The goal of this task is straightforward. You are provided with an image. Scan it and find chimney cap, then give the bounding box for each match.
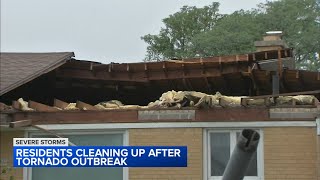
[266,31,283,35]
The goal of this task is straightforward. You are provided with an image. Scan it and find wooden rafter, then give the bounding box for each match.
[144,63,149,80]
[280,70,289,92]
[203,77,211,92]
[28,101,58,112]
[295,70,306,88]
[278,49,283,78]
[54,99,69,109]
[57,61,248,83]
[76,101,99,110]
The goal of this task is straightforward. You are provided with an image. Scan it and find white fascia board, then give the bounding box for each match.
[24,121,317,131]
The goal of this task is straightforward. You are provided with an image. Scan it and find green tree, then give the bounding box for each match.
[257,0,320,70]
[142,0,320,70]
[141,2,222,61]
[191,10,264,57]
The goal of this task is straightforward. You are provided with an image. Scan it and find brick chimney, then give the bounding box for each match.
[254,31,289,52]
[254,31,295,95]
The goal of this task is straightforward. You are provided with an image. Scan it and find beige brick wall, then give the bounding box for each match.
[0,130,24,180]
[317,136,320,180]
[264,127,318,180]
[1,127,318,180]
[129,128,202,180]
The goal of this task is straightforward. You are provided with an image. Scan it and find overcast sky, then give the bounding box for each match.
[1,0,266,63]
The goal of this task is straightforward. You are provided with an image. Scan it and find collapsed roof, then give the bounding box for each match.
[1,90,319,126]
[0,48,319,106]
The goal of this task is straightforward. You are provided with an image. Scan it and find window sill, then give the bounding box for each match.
[209,176,261,180]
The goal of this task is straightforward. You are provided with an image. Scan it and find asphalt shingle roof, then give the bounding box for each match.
[0,52,74,95]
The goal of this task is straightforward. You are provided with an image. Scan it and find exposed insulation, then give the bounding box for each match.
[17,98,34,111]
[1,92,317,112]
[294,95,316,105]
[64,103,78,110]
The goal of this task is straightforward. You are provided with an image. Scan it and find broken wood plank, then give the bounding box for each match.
[0,102,11,111]
[54,99,69,109]
[12,101,20,110]
[76,101,99,110]
[9,119,76,146]
[9,119,32,128]
[241,98,248,107]
[29,101,59,112]
[241,98,271,107]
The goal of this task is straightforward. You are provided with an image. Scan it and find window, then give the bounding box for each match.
[26,131,128,180]
[205,130,263,180]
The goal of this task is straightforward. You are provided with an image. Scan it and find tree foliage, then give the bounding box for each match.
[141,2,222,61]
[257,0,320,70]
[192,10,264,57]
[142,0,320,70]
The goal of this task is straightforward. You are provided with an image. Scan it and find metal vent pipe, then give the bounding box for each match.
[222,129,260,180]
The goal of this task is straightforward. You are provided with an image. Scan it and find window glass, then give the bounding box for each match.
[236,132,258,176]
[31,133,123,180]
[210,132,230,176]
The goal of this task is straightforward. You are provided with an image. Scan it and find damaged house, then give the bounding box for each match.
[1,32,320,180]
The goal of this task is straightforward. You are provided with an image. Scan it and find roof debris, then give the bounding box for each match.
[0,91,317,112]
[17,98,34,111]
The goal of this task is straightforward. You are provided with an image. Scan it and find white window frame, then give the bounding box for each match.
[203,129,264,180]
[23,129,129,180]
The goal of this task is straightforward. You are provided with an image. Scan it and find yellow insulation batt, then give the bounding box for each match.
[8,92,318,111]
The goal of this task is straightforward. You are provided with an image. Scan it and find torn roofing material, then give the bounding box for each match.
[1,91,318,113]
[0,52,74,95]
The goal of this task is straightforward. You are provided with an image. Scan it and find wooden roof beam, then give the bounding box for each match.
[127,64,132,79]
[28,101,59,112]
[280,69,289,92]
[278,49,283,78]
[76,101,99,110]
[56,64,246,82]
[248,68,260,95]
[295,70,306,91]
[12,101,20,110]
[203,77,211,92]
[200,61,206,75]
[144,63,149,80]
[162,62,168,78]
[54,99,69,109]
[163,62,177,89]
[200,61,212,92]
[220,75,232,94]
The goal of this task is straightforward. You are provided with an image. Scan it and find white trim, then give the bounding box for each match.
[316,117,320,135]
[123,130,129,180]
[23,121,316,131]
[23,131,29,180]
[24,130,129,180]
[258,130,265,180]
[204,129,264,180]
[203,129,208,180]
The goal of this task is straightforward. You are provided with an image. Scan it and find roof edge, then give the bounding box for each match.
[0,52,74,96]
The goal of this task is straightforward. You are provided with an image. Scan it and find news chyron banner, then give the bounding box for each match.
[13,138,187,167]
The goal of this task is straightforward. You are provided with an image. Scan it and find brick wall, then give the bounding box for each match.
[0,130,24,180]
[1,127,318,180]
[317,136,320,180]
[264,127,318,180]
[129,128,202,180]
